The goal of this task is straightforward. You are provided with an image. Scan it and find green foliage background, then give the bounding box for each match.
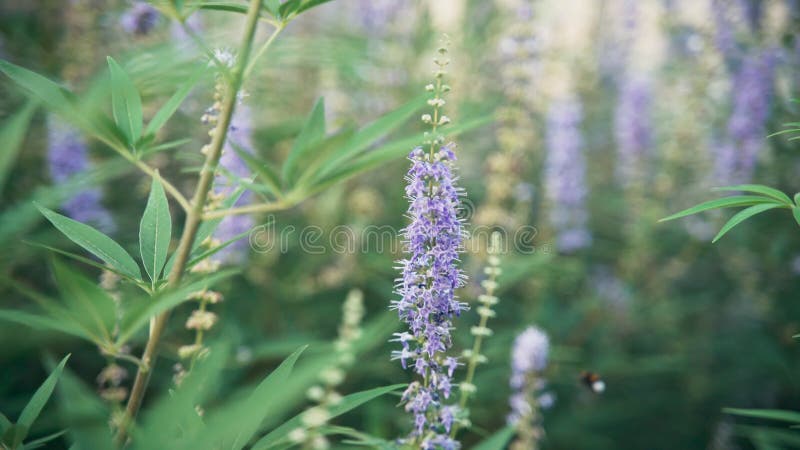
[1,1,800,449]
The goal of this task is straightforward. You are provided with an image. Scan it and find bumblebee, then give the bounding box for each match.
[580,371,605,394]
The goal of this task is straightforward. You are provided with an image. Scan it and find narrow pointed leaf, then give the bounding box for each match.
[472,426,516,450]
[0,61,80,124]
[144,68,204,136]
[24,242,140,284]
[0,412,9,432]
[37,206,142,279]
[17,355,70,433]
[659,196,776,222]
[0,100,37,194]
[253,384,404,450]
[116,270,235,344]
[296,0,334,14]
[0,310,92,340]
[307,115,491,195]
[282,98,325,185]
[713,184,792,205]
[314,93,426,180]
[21,429,67,449]
[180,346,308,450]
[130,344,230,450]
[51,365,113,450]
[724,408,800,424]
[51,259,117,343]
[107,57,143,146]
[139,177,172,282]
[712,203,781,243]
[294,128,357,189]
[231,142,283,197]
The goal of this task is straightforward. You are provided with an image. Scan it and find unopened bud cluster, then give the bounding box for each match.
[290,289,365,449]
[459,232,503,405]
[97,363,128,403]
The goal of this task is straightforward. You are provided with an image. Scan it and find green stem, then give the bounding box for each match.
[114,0,265,445]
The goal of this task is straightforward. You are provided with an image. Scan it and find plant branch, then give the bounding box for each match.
[131,158,191,213]
[114,0,264,445]
[202,198,291,220]
[244,23,285,79]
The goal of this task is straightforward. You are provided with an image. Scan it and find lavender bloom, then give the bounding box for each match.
[712,0,742,61]
[46,115,115,233]
[392,144,466,450]
[211,105,255,264]
[121,2,159,36]
[714,50,776,184]
[507,326,550,426]
[354,0,405,35]
[614,75,653,187]
[543,97,591,253]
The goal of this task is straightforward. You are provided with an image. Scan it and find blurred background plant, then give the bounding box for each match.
[0,0,799,449]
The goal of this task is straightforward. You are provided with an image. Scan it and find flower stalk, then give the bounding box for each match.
[115,0,266,444]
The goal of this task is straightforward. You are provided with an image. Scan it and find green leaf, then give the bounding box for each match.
[116,270,235,344]
[713,184,793,205]
[21,429,67,449]
[313,93,426,181]
[0,159,128,247]
[0,61,80,125]
[51,259,117,343]
[0,101,37,194]
[793,207,800,228]
[306,115,491,195]
[252,384,404,450]
[16,355,70,435]
[278,0,301,18]
[0,412,10,435]
[183,229,253,269]
[180,346,308,450]
[472,426,516,450]
[107,57,143,147]
[724,408,800,424]
[263,0,281,16]
[24,242,141,285]
[282,98,325,186]
[294,128,357,190]
[712,203,782,243]
[296,0,334,14]
[659,196,777,222]
[51,364,113,450]
[139,177,172,283]
[140,138,193,156]
[131,344,230,450]
[0,309,92,341]
[185,1,249,14]
[144,68,203,136]
[231,142,283,198]
[37,206,141,279]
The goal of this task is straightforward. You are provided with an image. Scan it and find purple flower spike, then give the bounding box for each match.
[121,2,160,36]
[714,49,776,185]
[46,115,115,233]
[392,142,467,449]
[543,96,591,253]
[614,75,653,187]
[507,326,551,448]
[212,105,255,264]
